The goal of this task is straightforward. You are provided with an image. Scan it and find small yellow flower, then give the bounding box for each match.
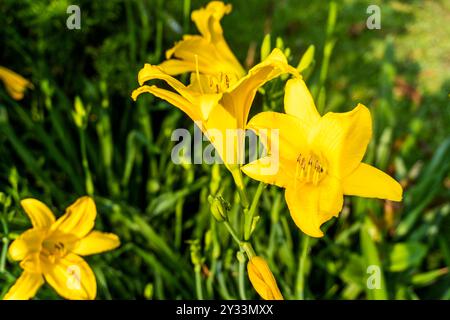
[4,196,120,300]
[0,66,33,100]
[242,78,403,237]
[247,256,283,300]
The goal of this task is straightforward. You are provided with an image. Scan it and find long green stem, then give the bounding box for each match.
[194,265,203,300]
[238,250,247,300]
[79,129,94,196]
[296,235,311,299]
[0,216,9,273]
[244,182,266,240]
[223,220,241,245]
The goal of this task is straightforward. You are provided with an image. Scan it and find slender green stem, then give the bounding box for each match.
[195,265,204,300]
[244,182,266,240]
[79,129,94,196]
[0,216,9,273]
[296,235,311,299]
[223,220,241,245]
[238,250,247,300]
[230,168,249,209]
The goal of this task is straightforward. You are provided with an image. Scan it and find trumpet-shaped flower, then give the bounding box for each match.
[242,78,403,237]
[247,256,283,300]
[4,196,120,300]
[157,1,245,78]
[0,66,33,100]
[132,48,298,175]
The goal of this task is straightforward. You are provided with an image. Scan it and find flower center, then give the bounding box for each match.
[42,239,68,258]
[295,152,326,186]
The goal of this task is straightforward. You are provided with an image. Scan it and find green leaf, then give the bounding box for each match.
[388,242,427,272]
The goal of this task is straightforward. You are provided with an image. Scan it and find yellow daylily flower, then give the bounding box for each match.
[132,48,298,176]
[0,66,33,100]
[158,1,245,78]
[247,256,283,300]
[3,196,120,300]
[242,78,403,237]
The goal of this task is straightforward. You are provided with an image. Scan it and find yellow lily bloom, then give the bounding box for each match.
[247,256,283,300]
[0,66,33,100]
[242,78,403,237]
[4,196,120,300]
[158,1,245,78]
[132,48,298,175]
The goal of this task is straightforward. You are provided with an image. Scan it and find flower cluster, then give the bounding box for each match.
[132,1,402,300]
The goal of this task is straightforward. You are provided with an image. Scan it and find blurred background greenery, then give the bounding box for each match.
[0,0,449,299]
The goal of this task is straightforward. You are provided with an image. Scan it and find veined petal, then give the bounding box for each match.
[20,198,56,228]
[162,1,244,77]
[318,176,344,222]
[202,99,238,165]
[163,36,244,77]
[136,64,196,100]
[343,163,403,201]
[72,231,120,256]
[3,271,44,300]
[158,58,197,76]
[311,104,372,178]
[242,156,294,188]
[132,85,203,122]
[228,49,300,129]
[191,1,231,42]
[285,181,340,238]
[284,78,320,127]
[51,196,96,238]
[133,64,223,121]
[247,111,308,162]
[8,228,46,261]
[42,253,96,300]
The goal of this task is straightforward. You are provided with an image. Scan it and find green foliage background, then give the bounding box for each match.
[0,0,449,299]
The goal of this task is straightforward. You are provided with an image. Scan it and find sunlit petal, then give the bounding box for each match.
[20,198,55,228]
[343,163,403,201]
[3,271,44,300]
[51,196,96,238]
[73,231,120,256]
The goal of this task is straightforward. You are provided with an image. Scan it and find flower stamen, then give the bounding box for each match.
[295,153,326,186]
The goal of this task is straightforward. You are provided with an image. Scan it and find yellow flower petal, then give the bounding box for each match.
[3,271,44,300]
[247,111,307,161]
[162,1,244,77]
[51,196,96,238]
[284,78,320,128]
[191,1,231,42]
[132,84,202,122]
[132,64,222,121]
[242,156,294,188]
[162,36,243,77]
[343,163,403,201]
[73,231,120,256]
[229,49,299,129]
[20,198,56,228]
[42,253,97,300]
[0,66,33,100]
[19,252,41,273]
[311,103,372,178]
[285,180,341,238]
[8,228,46,261]
[247,256,283,300]
[318,176,344,221]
